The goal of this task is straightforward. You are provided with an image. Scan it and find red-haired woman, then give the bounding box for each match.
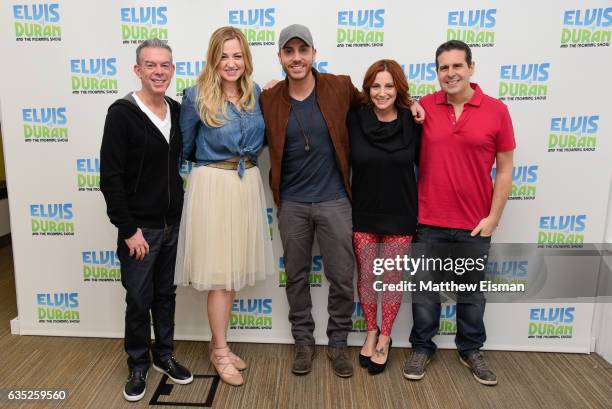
[348,59,421,374]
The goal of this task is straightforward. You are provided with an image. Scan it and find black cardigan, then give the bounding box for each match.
[100,94,184,239]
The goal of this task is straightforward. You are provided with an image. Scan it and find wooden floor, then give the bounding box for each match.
[0,245,610,409]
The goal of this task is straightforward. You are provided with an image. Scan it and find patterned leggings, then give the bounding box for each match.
[353,232,413,336]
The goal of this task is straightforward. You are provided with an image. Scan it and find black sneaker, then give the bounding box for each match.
[153,357,193,384]
[459,351,498,386]
[123,368,147,402]
[403,351,431,380]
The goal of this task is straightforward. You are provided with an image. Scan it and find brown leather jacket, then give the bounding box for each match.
[260,69,360,206]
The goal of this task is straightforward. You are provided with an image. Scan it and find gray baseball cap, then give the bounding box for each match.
[278,24,314,51]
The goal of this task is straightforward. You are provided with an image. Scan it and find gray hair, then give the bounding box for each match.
[136,39,172,64]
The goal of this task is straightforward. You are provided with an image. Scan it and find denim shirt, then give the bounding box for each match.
[180,83,265,177]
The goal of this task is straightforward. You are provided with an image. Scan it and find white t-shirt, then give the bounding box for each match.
[132,92,171,143]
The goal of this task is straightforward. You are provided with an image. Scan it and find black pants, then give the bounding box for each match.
[278,198,355,347]
[118,223,179,370]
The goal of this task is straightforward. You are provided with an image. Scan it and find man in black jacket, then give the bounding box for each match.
[100,39,192,402]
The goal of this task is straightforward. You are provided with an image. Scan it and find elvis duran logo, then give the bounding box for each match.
[402,63,436,99]
[30,203,74,236]
[486,259,528,288]
[37,292,79,323]
[447,9,496,47]
[278,256,322,288]
[83,250,120,282]
[267,208,273,240]
[76,158,99,191]
[13,3,61,42]
[528,306,574,338]
[492,165,538,200]
[560,8,611,48]
[438,304,456,335]
[538,215,586,247]
[179,160,193,189]
[175,60,206,96]
[230,298,272,329]
[352,302,366,332]
[228,8,275,46]
[120,6,168,44]
[548,115,599,152]
[498,63,550,101]
[70,58,118,94]
[336,9,385,48]
[22,107,67,142]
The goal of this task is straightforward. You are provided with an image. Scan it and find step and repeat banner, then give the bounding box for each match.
[0,0,610,353]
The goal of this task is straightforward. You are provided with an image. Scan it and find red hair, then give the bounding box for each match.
[360,59,412,108]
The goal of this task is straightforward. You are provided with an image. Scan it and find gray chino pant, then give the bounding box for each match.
[278,197,355,347]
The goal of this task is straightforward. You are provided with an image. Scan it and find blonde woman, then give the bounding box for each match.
[175,26,274,386]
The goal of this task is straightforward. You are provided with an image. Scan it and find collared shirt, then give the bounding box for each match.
[180,84,265,177]
[418,83,516,230]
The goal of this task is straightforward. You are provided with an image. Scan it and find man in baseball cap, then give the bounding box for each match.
[260,23,424,378]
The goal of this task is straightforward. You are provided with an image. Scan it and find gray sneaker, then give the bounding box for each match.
[292,345,315,375]
[403,351,431,380]
[326,346,353,378]
[459,352,498,386]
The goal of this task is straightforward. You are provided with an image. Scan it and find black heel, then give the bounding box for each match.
[368,338,392,375]
[359,327,380,368]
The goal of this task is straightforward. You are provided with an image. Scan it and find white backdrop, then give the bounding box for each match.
[1,0,611,353]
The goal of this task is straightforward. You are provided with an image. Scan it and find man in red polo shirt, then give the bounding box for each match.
[403,40,515,386]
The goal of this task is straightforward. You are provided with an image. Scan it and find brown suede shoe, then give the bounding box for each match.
[292,345,315,375]
[326,346,353,378]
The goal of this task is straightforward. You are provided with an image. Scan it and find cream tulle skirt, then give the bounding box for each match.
[174,165,275,291]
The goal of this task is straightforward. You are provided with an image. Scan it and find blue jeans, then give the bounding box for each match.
[409,224,491,356]
[118,223,179,370]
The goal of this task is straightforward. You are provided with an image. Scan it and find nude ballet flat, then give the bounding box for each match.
[210,346,244,386]
[210,339,248,371]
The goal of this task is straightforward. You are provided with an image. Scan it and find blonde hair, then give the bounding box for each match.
[196,26,255,127]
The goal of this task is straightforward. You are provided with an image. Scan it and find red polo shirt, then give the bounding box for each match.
[418,83,515,230]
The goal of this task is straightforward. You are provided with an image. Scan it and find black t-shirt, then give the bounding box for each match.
[280,90,346,202]
[348,106,421,235]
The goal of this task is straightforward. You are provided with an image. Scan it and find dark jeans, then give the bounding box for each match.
[118,223,179,370]
[409,224,491,356]
[278,198,355,347]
